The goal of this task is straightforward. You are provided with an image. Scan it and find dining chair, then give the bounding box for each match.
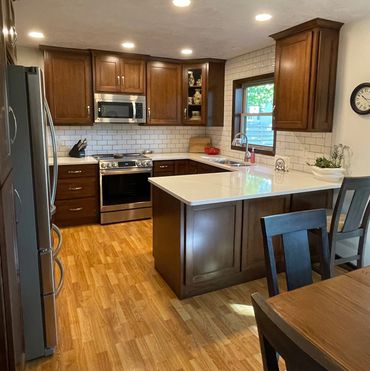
[328,176,370,272]
[261,209,331,297]
[251,292,343,371]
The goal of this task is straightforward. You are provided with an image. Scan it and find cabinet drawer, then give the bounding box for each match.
[54,197,98,225]
[56,177,97,200]
[153,161,175,176]
[58,164,97,179]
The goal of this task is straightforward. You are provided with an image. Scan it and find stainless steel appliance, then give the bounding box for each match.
[7,66,63,360]
[94,94,146,124]
[94,153,152,224]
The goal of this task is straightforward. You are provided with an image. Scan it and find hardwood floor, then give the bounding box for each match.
[26,220,278,370]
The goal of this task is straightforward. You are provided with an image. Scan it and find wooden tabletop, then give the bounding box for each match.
[267,266,370,370]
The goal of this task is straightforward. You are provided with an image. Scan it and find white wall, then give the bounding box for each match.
[331,16,370,264]
[333,16,370,176]
[206,46,333,172]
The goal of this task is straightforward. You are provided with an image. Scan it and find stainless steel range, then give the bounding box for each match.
[93,153,153,224]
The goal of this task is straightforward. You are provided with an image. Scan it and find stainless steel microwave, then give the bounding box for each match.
[94,94,146,124]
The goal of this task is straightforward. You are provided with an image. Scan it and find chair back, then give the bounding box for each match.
[251,292,343,371]
[331,176,370,235]
[261,209,330,297]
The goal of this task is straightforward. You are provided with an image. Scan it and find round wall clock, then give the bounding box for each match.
[350,83,370,115]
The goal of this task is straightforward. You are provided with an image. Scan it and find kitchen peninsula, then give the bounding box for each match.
[149,164,341,298]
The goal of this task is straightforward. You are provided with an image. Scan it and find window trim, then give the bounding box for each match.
[231,73,276,156]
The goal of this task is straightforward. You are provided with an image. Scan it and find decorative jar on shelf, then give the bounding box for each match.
[188,71,195,87]
[193,89,202,104]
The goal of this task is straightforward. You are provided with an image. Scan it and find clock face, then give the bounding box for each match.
[350,83,370,115]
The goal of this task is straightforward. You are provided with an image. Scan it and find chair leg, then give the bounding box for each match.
[329,238,336,276]
[259,334,279,371]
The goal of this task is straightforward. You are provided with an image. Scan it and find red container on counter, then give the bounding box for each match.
[204,147,220,155]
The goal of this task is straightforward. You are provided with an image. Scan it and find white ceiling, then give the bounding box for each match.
[14,0,370,59]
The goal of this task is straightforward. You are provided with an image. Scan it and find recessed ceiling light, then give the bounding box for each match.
[181,48,193,56]
[172,0,191,7]
[28,31,45,39]
[122,41,135,49]
[255,13,272,22]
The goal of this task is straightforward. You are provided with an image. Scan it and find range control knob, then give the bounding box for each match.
[112,162,118,168]
[100,162,106,169]
[136,160,143,167]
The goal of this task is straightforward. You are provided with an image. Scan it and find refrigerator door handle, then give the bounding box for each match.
[14,188,22,224]
[44,99,58,205]
[51,224,62,258]
[8,105,18,144]
[54,257,64,297]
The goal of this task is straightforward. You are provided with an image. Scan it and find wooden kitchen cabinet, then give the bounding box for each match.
[182,62,225,127]
[152,159,229,177]
[43,47,93,125]
[93,52,145,94]
[185,201,242,290]
[147,61,182,125]
[53,164,99,226]
[271,18,343,132]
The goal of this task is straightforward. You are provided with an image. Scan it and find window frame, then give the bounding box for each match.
[231,73,276,156]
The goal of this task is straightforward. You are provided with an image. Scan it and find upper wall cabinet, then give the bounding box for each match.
[44,48,93,125]
[182,62,225,127]
[93,53,145,94]
[146,61,182,125]
[271,18,343,132]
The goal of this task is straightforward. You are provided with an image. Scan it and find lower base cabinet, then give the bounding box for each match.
[152,186,333,299]
[53,164,99,227]
[152,159,228,177]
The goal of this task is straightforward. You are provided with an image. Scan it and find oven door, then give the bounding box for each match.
[100,168,152,212]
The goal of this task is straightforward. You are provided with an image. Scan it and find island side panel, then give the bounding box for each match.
[183,201,243,297]
[152,186,185,298]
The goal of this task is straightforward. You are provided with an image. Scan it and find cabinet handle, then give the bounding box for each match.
[68,207,83,212]
[68,186,83,191]
[184,108,187,119]
[87,105,91,115]
[121,75,125,86]
[8,106,18,144]
[117,75,120,84]
[159,165,168,169]
[67,170,82,174]
[147,107,151,120]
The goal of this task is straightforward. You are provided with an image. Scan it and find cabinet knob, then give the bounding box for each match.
[121,75,125,86]
[117,75,121,84]
[87,105,91,115]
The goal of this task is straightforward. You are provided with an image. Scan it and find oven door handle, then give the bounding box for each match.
[132,101,136,120]
[100,168,152,176]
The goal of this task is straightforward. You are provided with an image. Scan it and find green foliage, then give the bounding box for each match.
[308,144,350,168]
[246,84,274,111]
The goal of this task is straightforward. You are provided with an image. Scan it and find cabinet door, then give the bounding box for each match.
[242,196,290,280]
[44,49,93,125]
[147,61,181,125]
[0,5,11,186]
[174,160,189,175]
[182,64,207,125]
[121,59,145,94]
[94,54,121,93]
[185,202,242,287]
[0,173,25,370]
[274,31,313,131]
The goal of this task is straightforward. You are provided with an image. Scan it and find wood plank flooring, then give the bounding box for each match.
[26,220,278,370]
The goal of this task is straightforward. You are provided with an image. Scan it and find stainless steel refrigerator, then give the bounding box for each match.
[7,65,64,360]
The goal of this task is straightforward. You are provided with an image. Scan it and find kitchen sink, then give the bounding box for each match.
[207,158,250,167]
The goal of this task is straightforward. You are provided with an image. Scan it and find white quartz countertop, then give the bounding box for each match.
[148,154,341,206]
[48,156,98,166]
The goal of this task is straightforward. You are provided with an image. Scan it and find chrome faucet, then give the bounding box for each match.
[232,132,251,162]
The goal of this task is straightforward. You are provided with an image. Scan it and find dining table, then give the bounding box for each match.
[267,266,370,370]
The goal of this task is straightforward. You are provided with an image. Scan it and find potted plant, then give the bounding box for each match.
[308,144,349,182]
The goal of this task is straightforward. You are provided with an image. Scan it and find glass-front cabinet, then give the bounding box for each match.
[182,64,207,125]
